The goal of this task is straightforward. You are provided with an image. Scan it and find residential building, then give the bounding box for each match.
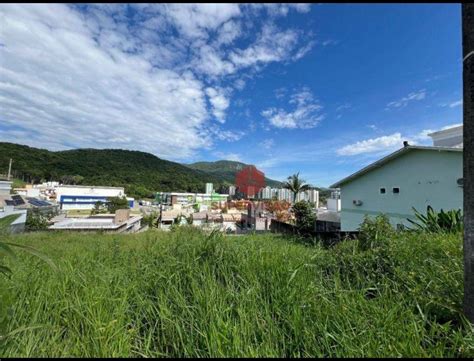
[326,190,341,212]
[330,145,463,231]
[205,183,213,194]
[258,186,272,200]
[156,192,228,207]
[55,185,134,210]
[428,125,463,148]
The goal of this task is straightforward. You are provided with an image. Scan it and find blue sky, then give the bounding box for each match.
[0,4,462,187]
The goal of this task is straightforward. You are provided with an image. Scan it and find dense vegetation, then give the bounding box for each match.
[0,227,472,357]
[0,142,224,198]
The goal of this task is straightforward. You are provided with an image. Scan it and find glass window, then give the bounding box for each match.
[393,187,400,194]
[380,188,386,194]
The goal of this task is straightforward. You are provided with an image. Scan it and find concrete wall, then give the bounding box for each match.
[340,149,463,231]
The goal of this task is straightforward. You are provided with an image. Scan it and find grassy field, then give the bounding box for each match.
[0,227,473,357]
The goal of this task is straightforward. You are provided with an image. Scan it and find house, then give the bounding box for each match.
[330,144,463,231]
[55,185,134,210]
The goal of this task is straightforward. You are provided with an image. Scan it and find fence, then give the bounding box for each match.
[270,219,359,245]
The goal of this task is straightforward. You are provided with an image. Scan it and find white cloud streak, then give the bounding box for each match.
[261,88,324,129]
[337,133,404,156]
[386,89,426,109]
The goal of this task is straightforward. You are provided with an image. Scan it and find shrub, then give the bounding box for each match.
[357,214,394,251]
[25,209,54,232]
[407,206,463,233]
[292,201,316,236]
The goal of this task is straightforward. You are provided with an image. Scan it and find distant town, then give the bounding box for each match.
[0,124,463,238]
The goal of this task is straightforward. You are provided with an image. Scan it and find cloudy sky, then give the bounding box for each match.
[0,4,462,187]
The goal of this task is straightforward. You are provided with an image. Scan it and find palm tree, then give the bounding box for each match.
[283,172,311,203]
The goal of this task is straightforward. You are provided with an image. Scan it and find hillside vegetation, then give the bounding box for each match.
[0,143,222,198]
[187,160,283,188]
[0,228,472,357]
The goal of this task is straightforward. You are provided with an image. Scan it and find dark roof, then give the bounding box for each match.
[330,145,462,188]
[27,198,52,207]
[10,195,25,206]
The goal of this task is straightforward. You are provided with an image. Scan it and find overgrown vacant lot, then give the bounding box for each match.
[0,227,473,357]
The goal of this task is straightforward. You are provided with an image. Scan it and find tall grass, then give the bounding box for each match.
[0,227,472,357]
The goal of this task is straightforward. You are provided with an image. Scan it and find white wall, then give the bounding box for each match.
[327,198,341,212]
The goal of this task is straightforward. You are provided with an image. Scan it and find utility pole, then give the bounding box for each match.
[7,158,12,180]
[463,3,474,323]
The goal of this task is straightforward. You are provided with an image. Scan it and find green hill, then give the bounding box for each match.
[0,142,223,198]
[186,160,283,187]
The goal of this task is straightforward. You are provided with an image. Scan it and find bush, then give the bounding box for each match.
[25,209,54,232]
[106,196,130,213]
[407,206,463,233]
[357,214,395,251]
[292,201,316,236]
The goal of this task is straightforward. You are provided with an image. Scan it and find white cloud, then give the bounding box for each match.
[336,122,464,157]
[262,88,324,129]
[449,99,463,108]
[262,138,275,149]
[0,4,208,160]
[0,4,316,160]
[321,39,339,46]
[386,89,426,109]
[206,125,244,142]
[229,24,303,68]
[234,79,246,90]
[206,87,230,123]
[162,4,241,39]
[337,133,404,156]
[213,151,242,162]
[215,20,242,45]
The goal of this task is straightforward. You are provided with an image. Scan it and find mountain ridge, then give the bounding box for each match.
[0,142,283,198]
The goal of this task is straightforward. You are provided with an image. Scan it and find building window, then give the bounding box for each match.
[380,188,386,194]
[393,187,400,194]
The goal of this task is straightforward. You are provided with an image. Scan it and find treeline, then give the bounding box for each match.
[0,142,222,199]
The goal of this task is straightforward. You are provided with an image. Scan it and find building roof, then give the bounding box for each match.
[330,145,462,188]
[316,210,340,223]
[49,215,142,230]
[222,213,242,222]
[57,185,125,190]
[427,124,463,137]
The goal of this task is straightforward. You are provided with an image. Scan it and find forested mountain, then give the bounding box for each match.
[186,160,283,187]
[0,142,222,198]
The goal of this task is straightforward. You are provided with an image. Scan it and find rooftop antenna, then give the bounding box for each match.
[7,158,12,181]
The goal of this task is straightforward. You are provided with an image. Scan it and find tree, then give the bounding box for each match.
[292,201,316,236]
[91,201,107,215]
[71,175,84,185]
[283,172,311,203]
[265,200,290,222]
[463,3,474,323]
[106,196,130,213]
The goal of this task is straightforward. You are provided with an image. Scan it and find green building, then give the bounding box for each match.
[330,145,463,231]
